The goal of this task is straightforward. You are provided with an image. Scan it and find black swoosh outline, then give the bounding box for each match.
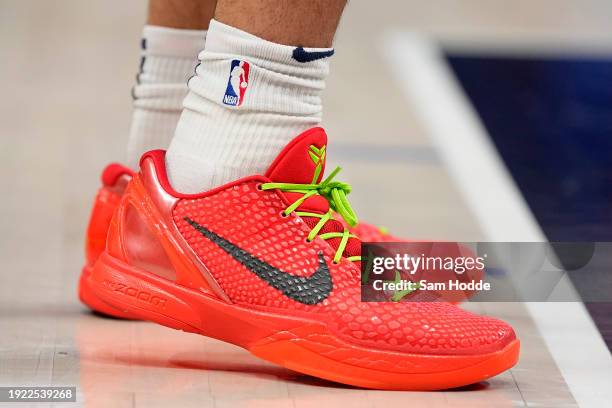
[292,47,335,63]
[184,217,332,305]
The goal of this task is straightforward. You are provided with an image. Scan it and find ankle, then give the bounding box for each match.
[166,20,334,193]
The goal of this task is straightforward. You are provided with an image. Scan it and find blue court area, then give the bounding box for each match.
[447,53,612,350]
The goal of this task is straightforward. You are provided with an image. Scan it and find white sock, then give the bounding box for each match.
[166,19,333,193]
[126,25,206,169]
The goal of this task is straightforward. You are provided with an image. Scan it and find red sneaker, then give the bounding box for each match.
[79,163,135,319]
[84,128,519,389]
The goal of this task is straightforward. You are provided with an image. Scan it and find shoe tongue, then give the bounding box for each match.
[265,127,330,219]
[265,127,361,263]
[265,127,327,184]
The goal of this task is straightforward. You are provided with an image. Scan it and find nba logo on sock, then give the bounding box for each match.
[223,59,250,107]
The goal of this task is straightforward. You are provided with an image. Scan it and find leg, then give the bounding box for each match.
[149,0,216,30]
[166,0,347,192]
[126,0,216,169]
[215,0,346,47]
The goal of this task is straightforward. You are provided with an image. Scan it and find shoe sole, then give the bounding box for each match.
[79,265,136,320]
[88,251,520,390]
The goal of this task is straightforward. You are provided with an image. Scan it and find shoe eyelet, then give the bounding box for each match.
[332,260,340,265]
[256,183,263,191]
[305,238,313,243]
[280,211,289,218]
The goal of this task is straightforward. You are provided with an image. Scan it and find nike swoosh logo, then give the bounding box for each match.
[184,217,332,305]
[292,47,335,63]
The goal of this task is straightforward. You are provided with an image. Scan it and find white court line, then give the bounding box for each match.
[382,31,612,408]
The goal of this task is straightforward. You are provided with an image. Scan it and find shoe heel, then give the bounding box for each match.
[89,251,203,334]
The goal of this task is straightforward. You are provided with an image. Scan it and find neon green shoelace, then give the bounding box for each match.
[261,167,361,264]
